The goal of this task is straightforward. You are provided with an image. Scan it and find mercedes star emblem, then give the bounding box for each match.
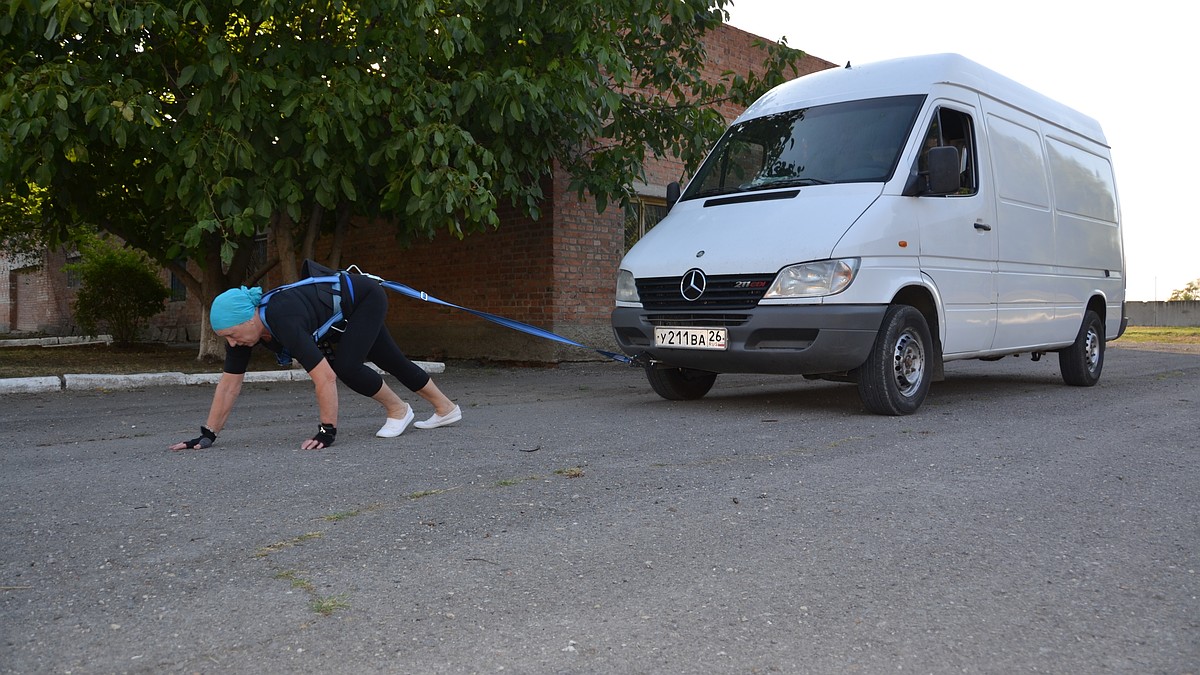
[680,268,707,302]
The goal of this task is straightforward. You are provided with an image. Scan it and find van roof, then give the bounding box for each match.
[737,53,1107,145]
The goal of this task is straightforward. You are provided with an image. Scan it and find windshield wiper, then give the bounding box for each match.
[683,186,747,200]
[757,177,831,188]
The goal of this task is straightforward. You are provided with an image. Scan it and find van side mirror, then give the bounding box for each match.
[666,181,681,212]
[922,146,960,195]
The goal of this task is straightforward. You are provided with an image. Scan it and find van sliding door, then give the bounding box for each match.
[984,105,1061,348]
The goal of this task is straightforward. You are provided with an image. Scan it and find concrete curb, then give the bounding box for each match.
[0,361,445,394]
[0,335,113,348]
[0,376,64,393]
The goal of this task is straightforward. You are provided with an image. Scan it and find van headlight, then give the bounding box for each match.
[616,269,640,303]
[764,259,860,298]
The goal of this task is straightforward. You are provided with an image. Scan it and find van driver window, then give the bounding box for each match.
[921,107,978,195]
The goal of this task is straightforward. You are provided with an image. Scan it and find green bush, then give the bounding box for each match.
[68,236,169,345]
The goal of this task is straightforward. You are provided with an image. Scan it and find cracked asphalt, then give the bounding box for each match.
[2,346,1198,674]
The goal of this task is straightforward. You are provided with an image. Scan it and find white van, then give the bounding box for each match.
[611,54,1126,415]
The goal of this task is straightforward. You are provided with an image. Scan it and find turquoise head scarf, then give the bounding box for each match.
[210,286,264,331]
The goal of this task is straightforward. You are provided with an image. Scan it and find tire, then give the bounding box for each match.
[1059,310,1104,386]
[644,365,717,400]
[857,305,933,415]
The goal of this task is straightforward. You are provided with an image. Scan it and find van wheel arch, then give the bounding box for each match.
[891,287,944,382]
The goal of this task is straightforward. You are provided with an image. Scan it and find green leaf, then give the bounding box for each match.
[179,65,196,87]
[107,5,122,34]
[220,240,235,266]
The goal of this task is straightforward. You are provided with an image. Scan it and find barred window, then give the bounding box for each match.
[624,197,668,250]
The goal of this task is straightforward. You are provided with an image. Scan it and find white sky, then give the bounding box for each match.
[726,0,1197,301]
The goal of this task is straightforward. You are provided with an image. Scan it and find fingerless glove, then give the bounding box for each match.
[182,425,217,449]
[312,423,336,448]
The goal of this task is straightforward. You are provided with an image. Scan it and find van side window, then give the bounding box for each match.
[920,107,977,195]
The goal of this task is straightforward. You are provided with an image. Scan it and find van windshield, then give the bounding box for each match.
[682,94,926,200]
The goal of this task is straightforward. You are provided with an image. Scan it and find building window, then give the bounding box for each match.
[249,232,269,273]
[625,197,668,250]
[169,273,187,302]
[168,258,188,302]
[65,253,81,289]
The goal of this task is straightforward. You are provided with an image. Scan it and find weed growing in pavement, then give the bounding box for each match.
[310,595,351,616]
[406,486,461,500]
[254,531,323,558]
[273,570,315,593]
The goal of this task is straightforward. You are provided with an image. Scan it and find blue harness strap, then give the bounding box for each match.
[257,273,349,343]
[377,279,633,364]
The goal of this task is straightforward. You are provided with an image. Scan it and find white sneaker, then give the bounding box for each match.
[414,404,462,430]
[376,407,415,438]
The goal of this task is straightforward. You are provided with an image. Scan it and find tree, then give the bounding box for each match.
[1,0,805,358]
[0,183,48,260]
[1169,279,1200,301]
[67,234,170,345]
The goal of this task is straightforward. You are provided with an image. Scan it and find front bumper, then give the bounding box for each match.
[611,304,887,375]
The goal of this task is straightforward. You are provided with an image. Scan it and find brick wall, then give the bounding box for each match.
[1,248,78,335]
[323,179,564,361]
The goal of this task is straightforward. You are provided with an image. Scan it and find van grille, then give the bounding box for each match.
[644,314,751,327]
[636,274,775,310]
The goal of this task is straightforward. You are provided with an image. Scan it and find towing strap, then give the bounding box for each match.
[377,279,633,364]
[267,262,633,365]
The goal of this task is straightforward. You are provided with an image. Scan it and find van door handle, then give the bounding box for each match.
[974,222,992,231]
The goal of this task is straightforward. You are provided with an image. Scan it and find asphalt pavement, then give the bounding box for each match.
[2,345,1198,674]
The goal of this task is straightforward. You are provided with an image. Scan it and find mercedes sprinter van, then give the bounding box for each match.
[612,54,1126,414]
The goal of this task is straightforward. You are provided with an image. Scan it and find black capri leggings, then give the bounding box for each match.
[331,275,430,397]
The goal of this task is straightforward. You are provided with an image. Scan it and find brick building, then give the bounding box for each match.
[1,248,78,335]
[2,25,834,359]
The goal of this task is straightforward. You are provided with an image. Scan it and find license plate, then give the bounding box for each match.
[654,326,728,350]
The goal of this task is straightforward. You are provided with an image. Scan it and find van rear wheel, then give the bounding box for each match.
[857,305,933,415]
[1059,310,1104,386]
[645,365,717,400]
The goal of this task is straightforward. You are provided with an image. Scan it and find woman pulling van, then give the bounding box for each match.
[611,54,1126,415]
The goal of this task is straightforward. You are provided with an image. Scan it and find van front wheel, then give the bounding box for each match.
[1059,310,1104,386]
[857,305,933,415]
[645,365,717,400]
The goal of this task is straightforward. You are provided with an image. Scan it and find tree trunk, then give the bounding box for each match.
[275,211,299,283]
[197,310,223,363]
[196,239,229,362]
[301,205,324,262]
[329,203,351,269]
